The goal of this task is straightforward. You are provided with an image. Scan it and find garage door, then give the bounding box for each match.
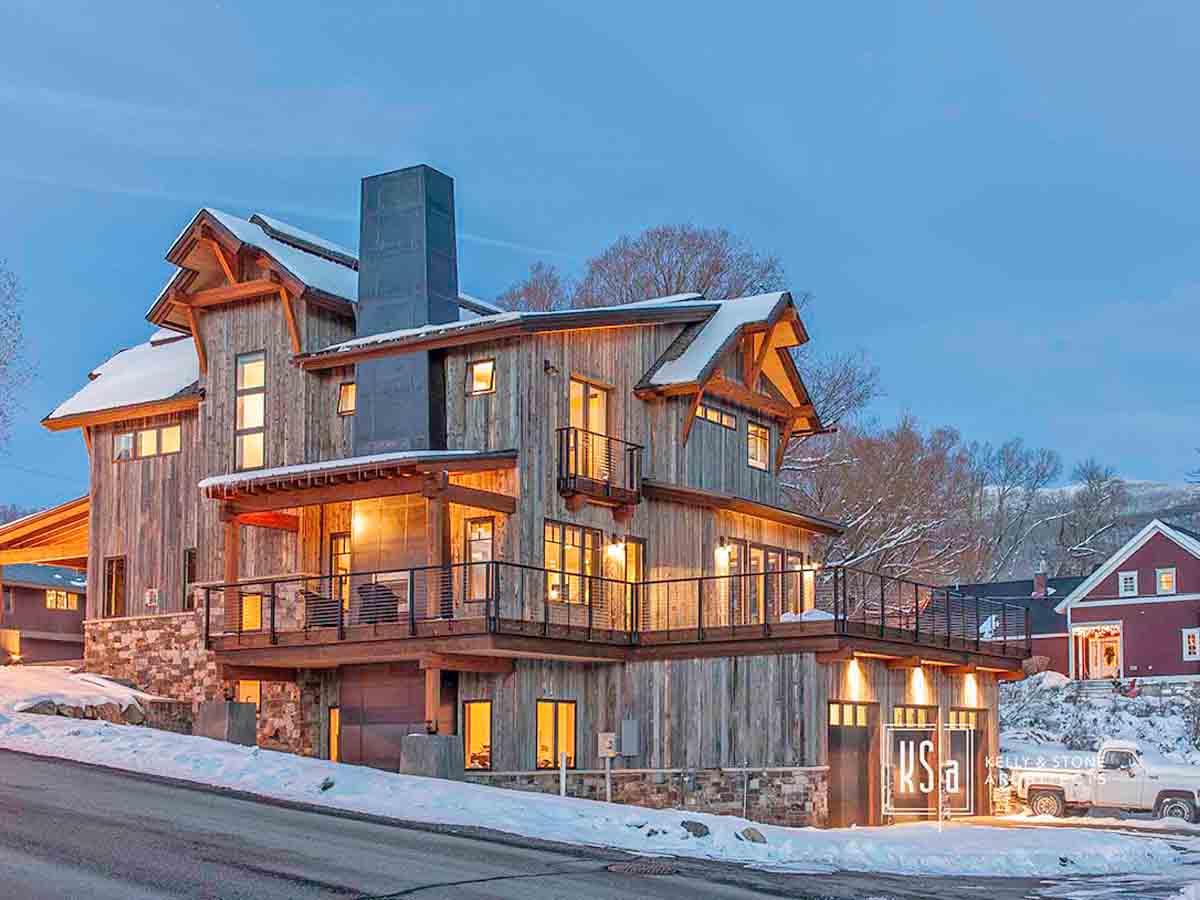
[339,662,425,770]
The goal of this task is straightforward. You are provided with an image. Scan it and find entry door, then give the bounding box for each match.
[569,378,609,480]
[338,662,425,770]
[828,701,879,827]
[1088,635,1121,679]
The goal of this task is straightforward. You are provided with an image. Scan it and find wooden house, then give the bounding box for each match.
[39,165,1029,826]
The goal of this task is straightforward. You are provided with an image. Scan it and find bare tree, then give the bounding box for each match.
[494,261,569,312]
[571,224,786,307]
[788,417,978,581]
[0,261,28,450]
[1044,459,1129,575]
[960,439,1064,582]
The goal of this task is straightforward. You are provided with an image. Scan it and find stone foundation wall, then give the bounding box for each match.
[468,766,828,827]
[84,611,310,754]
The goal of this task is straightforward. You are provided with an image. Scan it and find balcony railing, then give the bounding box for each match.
[556,427,643,507]
[203,563,1030,658]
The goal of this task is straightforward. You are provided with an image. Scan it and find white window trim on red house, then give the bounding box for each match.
[1184,628,1200,662]
[1118,570,1137,597]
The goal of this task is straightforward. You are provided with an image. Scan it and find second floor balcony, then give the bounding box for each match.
[202,562,1031,666]
[556,427,643,515]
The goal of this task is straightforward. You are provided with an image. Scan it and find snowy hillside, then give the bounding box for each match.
[1001,672,1200,766]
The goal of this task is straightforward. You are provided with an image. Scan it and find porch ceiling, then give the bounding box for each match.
[0,495,89,569]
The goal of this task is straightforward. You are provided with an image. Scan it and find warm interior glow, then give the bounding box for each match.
[910,666,930,705]
[606,540,625,561]
[964,672,978,708]
[846,659,865,701]
[715,541,731,568]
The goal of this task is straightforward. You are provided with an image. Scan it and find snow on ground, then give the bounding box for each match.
[1001,671,1200,768]
[0,666,159,716]
[0,684,1195,878]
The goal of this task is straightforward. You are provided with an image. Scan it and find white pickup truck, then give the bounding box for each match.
[1010,740,1200,823]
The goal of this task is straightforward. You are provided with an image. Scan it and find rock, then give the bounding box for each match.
[739,827,766,844]
[681,820,710,838]
[319,777,335,792]
[122,704,145,725]
[93,703,125,723]
[20,700,58,716]
[646,828,663,838]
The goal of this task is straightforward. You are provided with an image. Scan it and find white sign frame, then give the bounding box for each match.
[882,723,974,817]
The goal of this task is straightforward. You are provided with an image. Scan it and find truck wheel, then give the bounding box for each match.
[1029,790,1066,817]
[1158,798,1198,823]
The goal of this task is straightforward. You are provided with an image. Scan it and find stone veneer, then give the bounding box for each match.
[468,767,829,827]
[84,610,310,753]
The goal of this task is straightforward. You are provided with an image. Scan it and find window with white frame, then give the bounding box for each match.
[1118,570,1138,597]
[1156,567,1177,595]
[1184,628,1200,662]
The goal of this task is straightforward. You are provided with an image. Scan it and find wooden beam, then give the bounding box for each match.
[236,511,300,532]
[223,475,426,515]
[746,318,781,392]
[203,237,238,285]
[680,382,707,448]
[223,518,240,608]
[775,414,799,474]
[706,372,816,422]
[640,479,845,536]
[947,664,977,675]
[219,665,297,683]
[43,396,201,432]
[177,279,278,309]
[815,646,855,665]
[82,426,93,458]
[0,542,89,565]
[886,655,922,670]
[442,483,516,515]
[418,653,514,674]
[278,287,301,354]
[424,667,441,733]
[184,304,207,375]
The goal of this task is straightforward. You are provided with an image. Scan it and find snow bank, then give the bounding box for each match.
[1000,671,1200,766]
[0,710,1192,878]
[0,666,159,715]
[779,610,835,623]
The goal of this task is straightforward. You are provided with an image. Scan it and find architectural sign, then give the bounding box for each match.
[883,724,974,816]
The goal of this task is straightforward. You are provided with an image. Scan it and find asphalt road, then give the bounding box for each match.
[0,750,1194,900]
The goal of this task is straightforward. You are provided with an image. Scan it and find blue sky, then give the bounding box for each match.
[1,2,1198,508]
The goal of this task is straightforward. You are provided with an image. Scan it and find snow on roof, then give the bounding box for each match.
[310,293,720,360]
[456,292,505,315]
[46,332,199,421]
[648,292,788,387]
[197,449,510,491]
[248,213,357,268]
[204,208,359,301]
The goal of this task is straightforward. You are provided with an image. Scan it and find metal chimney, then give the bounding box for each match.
[354,165,459,454]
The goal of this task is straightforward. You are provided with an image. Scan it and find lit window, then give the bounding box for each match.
[544,521,600,605]
[747,422,770,470]
[464,700,492,769]
[103,557,126,618]
[695,404,736,430]
[160,424,182,455]
[467,518,494,602]
[468,359,495,396]
[1184,628,1200,662]
[1118,570,1138,597]
[183,547,197,611]
[113,433,135,461]
[137,428,158,458]
[536,699,576,769]
[240,593,263,631]
[337,382,356,416]
[329,706,340,762]
[45,590,77,611]
[1156,567,1176,596]
[235,680,261,711]
[236,351,266,470]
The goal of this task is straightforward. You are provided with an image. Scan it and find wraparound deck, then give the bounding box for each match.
[203,563,1031,670]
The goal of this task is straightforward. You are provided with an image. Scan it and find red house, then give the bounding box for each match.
[1054,520,1200,682]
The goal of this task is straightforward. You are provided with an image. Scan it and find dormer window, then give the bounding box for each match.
[337,382,357,416]
[1156,567,1177,595]
[1118,571,1138,598]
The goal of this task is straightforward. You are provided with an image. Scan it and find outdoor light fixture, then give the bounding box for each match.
[910,666,930,705]
[847,658,865,701]
[715,538,731,565]
[606,538,625,561]
[964,672,978,708]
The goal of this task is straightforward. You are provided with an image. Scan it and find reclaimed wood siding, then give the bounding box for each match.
[442,327,808,577]
[459,652,824,771]
[87,411,202,619]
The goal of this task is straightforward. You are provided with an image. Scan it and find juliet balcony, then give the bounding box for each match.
[555,427,643,518]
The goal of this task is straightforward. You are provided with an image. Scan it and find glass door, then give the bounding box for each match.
[569,378,609,481]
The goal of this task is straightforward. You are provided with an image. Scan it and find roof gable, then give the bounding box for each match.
[1054,519,1200,612]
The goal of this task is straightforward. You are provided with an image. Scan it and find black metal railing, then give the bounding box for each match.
[203,562,1030,658]
[556,427,643,503]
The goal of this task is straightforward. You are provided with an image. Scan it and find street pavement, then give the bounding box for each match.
[0,750,1195,899]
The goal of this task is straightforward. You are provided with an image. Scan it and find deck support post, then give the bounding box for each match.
[424,667,441,734]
